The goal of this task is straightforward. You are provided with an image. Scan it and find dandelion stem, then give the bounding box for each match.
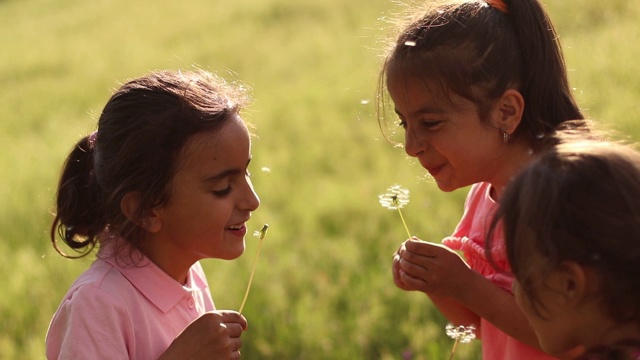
[397,208,411,238]
[449,338,460,360]
[239,224,268,313]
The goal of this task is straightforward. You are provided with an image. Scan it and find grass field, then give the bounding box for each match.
[1,0,639,359]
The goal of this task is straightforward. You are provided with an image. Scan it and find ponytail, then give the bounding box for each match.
[50,134,103,257]
[507,0,585,140]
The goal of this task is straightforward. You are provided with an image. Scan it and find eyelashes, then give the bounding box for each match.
[212,170,253,197]
[212,186,232,197]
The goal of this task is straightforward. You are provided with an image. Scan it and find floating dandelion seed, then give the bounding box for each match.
[239,224,269,313]
[261,167,271,173]
[404,40,417,47]
[446,323,476,360]
[360,99,370,105]
[379,185,411,238]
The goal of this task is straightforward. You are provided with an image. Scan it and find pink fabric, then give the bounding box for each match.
[442,182,558,359]
[46,241,215,360]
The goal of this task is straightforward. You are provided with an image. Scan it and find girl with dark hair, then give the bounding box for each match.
[380,0,590,358]
[46,70,260,359]
[490,140,640,359]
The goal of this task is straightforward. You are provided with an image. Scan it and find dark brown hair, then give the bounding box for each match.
[51,69,249,257]
[377,0,586,150]
[491,140,640,324]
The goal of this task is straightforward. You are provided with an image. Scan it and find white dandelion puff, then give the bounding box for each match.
[378,185,411,238]
[446,323,476,360]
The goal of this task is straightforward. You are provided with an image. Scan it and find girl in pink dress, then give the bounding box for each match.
[378,0,590,358]
[490,140,640,359]
[46,70,260,359]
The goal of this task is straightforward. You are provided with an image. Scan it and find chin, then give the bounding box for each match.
[225,245,246,260]
[208,244,245,261]
[436,182,457,193]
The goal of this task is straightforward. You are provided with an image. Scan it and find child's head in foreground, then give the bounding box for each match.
[493,140,640,358]
[51,69,260,269]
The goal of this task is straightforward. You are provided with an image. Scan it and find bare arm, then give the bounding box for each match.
[424,295,482,337]
[394,239,540,348]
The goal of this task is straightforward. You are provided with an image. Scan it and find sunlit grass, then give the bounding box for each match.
[1,0,639,358]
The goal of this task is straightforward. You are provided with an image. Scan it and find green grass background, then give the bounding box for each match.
[1,0,639,359]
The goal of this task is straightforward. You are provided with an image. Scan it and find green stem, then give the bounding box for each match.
[397,208,411,238]
[449,338,460,360]
[239,237,264,313]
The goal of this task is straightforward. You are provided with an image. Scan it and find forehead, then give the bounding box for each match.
[176,116,251,172]
[388,75,476,115]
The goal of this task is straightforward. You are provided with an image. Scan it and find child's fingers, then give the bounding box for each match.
[216,310,248,330]
[220,322,245,338]
[404,239,447,257]
[398,254,428,279]
[398,267,428,292]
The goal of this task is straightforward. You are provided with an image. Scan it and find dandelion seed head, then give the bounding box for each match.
[378,185,410,210]
[445,323,476,344]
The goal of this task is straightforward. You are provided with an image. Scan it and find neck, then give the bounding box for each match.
[136,237,192,285]
[490,141,535,200]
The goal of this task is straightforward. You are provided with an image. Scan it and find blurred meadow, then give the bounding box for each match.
[1,0,639,359]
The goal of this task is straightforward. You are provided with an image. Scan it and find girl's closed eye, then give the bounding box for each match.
[397,118,442,131]
[212,185,232,197]
[421,119,443,129]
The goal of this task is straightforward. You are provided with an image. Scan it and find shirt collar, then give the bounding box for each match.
[98,239,207,313]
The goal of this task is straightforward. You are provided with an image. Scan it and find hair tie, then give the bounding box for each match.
[486,0,509,14]
[88,130,98,149]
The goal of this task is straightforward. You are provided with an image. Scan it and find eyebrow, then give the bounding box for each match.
[205,158,252,183]
[395,106,445,119]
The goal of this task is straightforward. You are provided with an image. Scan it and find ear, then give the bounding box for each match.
[550,261,589,305]
[491,89,525,135]
[120,191,163,233]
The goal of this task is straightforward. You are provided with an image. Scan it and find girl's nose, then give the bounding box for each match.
[242,179,261,211]
[404,127,423,157]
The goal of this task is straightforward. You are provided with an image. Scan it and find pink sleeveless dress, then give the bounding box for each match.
[442,182,559,359]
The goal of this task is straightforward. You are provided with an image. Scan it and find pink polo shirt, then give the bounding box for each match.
[46,241,215,360]
[442,182,558,360]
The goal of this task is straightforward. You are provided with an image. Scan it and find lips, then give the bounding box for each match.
[425,163,444,177]
[226,223,247,236]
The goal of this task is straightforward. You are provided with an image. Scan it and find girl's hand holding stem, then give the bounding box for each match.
[395,239,473,298]
[160,310,247,360]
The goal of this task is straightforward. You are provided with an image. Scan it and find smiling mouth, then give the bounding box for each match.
[226,224,244,231]
[427,164,444,177]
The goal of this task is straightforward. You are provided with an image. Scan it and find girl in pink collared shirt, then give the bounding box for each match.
[377,0,593,358]
[46,69,260,360]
